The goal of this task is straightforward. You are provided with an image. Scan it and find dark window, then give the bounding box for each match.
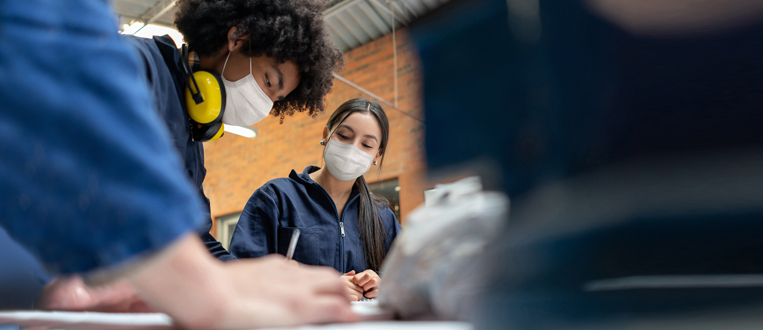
[367,178,401,222]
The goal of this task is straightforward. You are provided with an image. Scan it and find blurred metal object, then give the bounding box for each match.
[323,0,444,50]
[379,177,509,320]
[332,73,424,122]
[584,275,763,292]
[506,0,541,42]
[223,125,258,139]
[585,0,763,36]
[113,0,453,52]
[407,0,763,328]
[120,0,175,35]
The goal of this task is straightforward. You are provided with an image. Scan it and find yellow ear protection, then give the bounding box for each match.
[180,44,226,142]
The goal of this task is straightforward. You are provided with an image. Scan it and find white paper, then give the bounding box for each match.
[0,309,472,330]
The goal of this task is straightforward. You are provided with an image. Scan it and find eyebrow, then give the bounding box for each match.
[271,64,284,91]
[338,124,378,142]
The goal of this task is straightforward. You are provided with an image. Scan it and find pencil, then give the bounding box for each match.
[285,228,301,260]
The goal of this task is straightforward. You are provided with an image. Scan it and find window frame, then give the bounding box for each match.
[216,212,242,250]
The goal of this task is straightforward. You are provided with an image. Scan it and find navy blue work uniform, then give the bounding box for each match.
[230,166,402,273]
[123,35,234,261]
[0,0,205,275]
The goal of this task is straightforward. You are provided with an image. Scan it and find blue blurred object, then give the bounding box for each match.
[0,227,49,309]
[413,0,763,198]
[413,0,620,196]
[0,0,205,275]
[409,0,763,328]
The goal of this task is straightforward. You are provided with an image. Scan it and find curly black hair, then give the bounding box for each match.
[175,0,345,120]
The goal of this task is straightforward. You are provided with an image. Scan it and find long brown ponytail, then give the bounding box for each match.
[324,98,390,271]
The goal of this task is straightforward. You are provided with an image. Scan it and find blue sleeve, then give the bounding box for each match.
[229,186,280,259]
[199,188,237,261]
[124,36,235,262]
[0,0,206,274]
[381,206,402,252]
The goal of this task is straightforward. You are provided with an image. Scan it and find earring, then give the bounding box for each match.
[319,140,324,145]
[373,161,378,165]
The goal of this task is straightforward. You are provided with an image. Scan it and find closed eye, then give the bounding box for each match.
[362,144,372,148]
[337,134,349,140]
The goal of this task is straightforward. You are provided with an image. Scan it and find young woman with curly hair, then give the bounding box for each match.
[122,0,345,260]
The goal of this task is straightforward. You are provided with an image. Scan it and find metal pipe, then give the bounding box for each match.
[333,73,424,123]
[391,0,399,107]
[370,0,409,27]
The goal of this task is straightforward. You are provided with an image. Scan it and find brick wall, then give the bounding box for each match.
[202,29,427,237]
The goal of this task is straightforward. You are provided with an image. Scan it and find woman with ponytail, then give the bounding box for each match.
[230,98,401,301]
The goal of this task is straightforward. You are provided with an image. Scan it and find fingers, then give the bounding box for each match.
[364,288,378,299]
[36,276,89,310]
[37,275,146,313]
[347,282,363,294]
[126,300,155,313]
[219,255,367,328]
[361,277,379,292]
[353,273,371,286]
[352,270,377,283]
[342,277,362,290]
[301,296,358,324]
[310,272,351,299]
[280,263,341,285]
[352,270,380,291]
[44,287,144,312]
[239,259,348,301]
[340,274,363,302]
[345,286,363,301]
[341,276,363,294]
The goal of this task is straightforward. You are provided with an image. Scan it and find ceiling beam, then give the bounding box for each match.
[369,0,409,27]
[134,0,176,25]
[324,0,366,19]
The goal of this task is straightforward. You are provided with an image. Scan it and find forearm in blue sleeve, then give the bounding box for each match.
[0,0,206,274]
[198,189,236,261]
[202,232,237,261]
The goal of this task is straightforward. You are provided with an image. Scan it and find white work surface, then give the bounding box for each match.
[0,301,473,330]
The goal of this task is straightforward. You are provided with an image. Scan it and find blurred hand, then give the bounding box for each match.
[37,275,152,313]
[351,270,381,299]
[126,234,357,329]
[217,255,358,328]
[340,270,364,301]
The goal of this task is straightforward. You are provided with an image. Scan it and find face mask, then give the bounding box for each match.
[220,52,274,126]
[323,138,376,181]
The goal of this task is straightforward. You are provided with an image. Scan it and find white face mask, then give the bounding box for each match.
[323,138,376,181]
[220,52,274,127]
